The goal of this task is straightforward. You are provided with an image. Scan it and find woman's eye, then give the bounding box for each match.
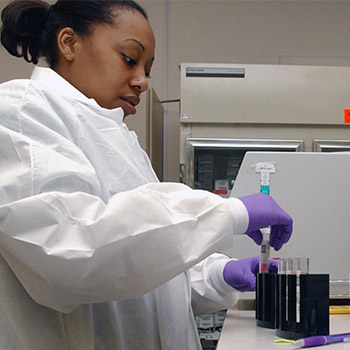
[123,54,137,66]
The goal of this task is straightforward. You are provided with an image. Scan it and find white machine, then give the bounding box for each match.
[223,151,350,298]
[180,63,350,186]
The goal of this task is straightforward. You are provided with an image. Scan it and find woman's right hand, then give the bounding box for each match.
[239,193,293,251]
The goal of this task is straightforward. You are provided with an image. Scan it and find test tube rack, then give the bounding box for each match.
[256,273,276,329]
[256,273,330,340]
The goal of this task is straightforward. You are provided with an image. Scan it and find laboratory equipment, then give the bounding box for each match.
[255,271,277,329]
[256,162,274,272]
[259,230,270,273]
[180,63,350,189]
[256,257,329,339]
[227,151,350,302]
[274,257,328,340]
[183,138,303,194]
[276,273,329,339]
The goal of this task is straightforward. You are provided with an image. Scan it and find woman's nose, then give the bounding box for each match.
[131,69,148,93]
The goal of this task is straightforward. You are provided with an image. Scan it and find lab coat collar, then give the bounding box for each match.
[30,66,125,123]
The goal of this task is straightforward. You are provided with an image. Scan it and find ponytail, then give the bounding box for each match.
[1,0,148,67]
[1,0,50,64]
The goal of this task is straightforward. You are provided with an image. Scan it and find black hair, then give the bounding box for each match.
[0,0,148,67]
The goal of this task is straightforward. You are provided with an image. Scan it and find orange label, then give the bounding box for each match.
[345,109,350,124]
[213,189,228,195]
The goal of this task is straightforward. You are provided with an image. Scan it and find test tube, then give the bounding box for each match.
[296,257,309,275]
[294,258,309,323]
[278,258,293,322]
[277,258,290,321]
[286,258,295,322]
[259,227,271,273]
[278,258,288,275]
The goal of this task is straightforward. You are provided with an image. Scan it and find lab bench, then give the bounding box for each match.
[216,308,350,350]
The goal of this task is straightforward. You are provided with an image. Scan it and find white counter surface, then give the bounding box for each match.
[217,308,350,350]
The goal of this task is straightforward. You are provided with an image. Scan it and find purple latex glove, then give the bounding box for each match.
[239,193,293,251]
[223,256,278,292]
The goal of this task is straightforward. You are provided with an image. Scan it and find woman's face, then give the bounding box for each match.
[58,9,155,116]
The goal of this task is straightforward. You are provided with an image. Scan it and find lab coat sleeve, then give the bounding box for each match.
[0,84,249,313]
[0,182,242,314]
[189,254,240,316]
[0,132,249,313]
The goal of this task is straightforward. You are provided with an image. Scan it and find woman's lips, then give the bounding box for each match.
[121,96,140,115]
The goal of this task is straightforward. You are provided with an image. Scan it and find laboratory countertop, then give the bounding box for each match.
[217,308,350,350]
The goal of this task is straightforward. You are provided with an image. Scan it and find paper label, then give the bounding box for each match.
[255,162,276,173]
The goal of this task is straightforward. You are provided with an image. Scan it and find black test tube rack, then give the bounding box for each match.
[256,272,329,340]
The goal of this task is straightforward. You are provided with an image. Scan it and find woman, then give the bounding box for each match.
[0,0,292,349]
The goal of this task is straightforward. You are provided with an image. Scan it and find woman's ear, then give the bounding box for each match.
[56,27,77,62]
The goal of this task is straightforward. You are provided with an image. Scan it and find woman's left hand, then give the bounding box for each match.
[223,256,278,291]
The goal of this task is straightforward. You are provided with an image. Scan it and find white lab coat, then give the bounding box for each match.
[0,67,249,350]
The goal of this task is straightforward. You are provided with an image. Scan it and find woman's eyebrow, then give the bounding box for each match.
[122,38,145,51]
